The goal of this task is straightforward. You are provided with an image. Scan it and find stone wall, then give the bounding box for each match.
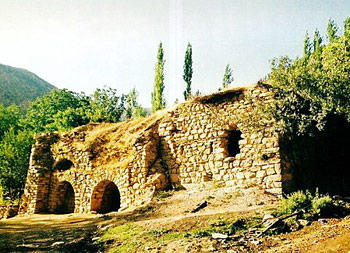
[158,87,282,194]
[20,85,284,215]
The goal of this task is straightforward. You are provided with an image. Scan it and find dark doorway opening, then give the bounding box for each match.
[280,115,350,196]
[55,181,75,214]
[227,130,243,157]
[91,180,121,214]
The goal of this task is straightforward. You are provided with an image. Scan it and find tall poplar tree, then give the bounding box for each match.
[313,29,323,56]
[345,17,350,40]
[327,19,338,43]
[183,43,193,100]
[303,31,312,57]
[151,42,166,112]
[222,64,234,89]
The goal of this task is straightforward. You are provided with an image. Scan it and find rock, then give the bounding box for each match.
[318,218,328,224]
[92,237,100,242]
[211,233,228,239]
[250,239,262,245]
[100,224,113,231]
[52,241,65,247]
[297,219,310,227]
[17,244,39,249]
[262,214,274,221]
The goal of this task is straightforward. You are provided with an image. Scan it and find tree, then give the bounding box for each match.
[22,89,89,132]
[344,17,350,39]
[0,104,21,140]
[303,31,312,57]
[183,42,193,100]
[151,42,166,112]
[0,128,34,202]
[126,88,146,119]
[222,64,234,89]
[327,19,338,43]
[313,29,323,56]
[267,17,350,136]
[87,87,126,123]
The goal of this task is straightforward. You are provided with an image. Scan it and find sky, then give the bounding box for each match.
[0,0,349,107]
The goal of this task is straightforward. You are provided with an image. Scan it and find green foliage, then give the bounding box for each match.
[101,223,184,253]
[276,190,313,216]
[22,87,126,132]
[327,19,338,43]
[267,16,350,135]
[156,190,172,200]
[183,42,193,100]
[0,128,34,201]
[222,64,234,89]
[0,64,55,108]
[0,104,21,140]
[125,88,146,119]
[152,42,166,112]
[189,217,261,238]
[22,89,88,132]
[275,190,338,219]
[344,16,350,40]
[303,31,312,57]
[313,28,322,56]
[87,87,126,123]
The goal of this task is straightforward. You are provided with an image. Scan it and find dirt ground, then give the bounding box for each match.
[1,186,350,252]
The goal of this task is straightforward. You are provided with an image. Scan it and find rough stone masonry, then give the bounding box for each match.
[20,85,292,215]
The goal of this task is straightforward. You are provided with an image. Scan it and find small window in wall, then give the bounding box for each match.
[227,130,243,157]
[55,159,74,171]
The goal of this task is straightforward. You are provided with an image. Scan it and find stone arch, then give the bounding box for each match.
[54,158,74,171]
[54,181,75,214]
[91,180,121,213]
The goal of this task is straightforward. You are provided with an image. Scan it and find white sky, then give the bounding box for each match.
[0,0,349,107]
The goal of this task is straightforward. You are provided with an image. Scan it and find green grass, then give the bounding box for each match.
[100,223,186,252]
[156,191,173,200]
[99,216,263,252]
[274,190,338,219]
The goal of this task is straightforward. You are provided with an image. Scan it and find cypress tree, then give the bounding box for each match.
[151,42,166,112]
[183,43,193,100]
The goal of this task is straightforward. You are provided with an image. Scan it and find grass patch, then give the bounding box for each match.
[187,216,262,238]
[156,191,173,200]
[100,223,186,252]
[100,215,263,252]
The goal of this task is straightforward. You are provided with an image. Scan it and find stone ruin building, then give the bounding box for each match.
[19,85,350,215]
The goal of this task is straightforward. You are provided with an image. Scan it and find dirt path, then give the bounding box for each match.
[1,186,350,252]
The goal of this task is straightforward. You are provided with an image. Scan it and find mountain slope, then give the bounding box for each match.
[0,64,55,107]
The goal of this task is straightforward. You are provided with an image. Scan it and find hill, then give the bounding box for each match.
[0,64,55,107]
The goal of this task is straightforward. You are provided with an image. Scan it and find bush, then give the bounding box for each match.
[275,190,339,219]
[276,190,313,216]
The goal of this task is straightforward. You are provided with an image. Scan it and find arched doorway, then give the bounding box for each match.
[91,180,120,213]
[55,181,75,214]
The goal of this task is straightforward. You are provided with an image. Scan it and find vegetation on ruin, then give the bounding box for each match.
[0,86,146,203]
[222,64,234,89]
[260,17,350,136]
